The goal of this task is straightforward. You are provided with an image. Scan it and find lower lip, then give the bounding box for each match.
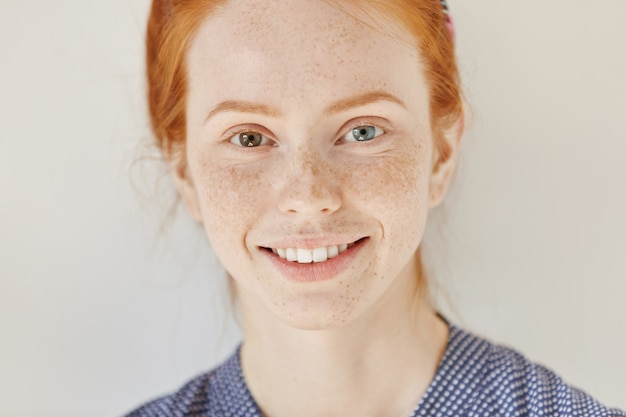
[261,239,368,283]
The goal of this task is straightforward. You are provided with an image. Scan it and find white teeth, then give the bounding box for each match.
[286,248,298,262]
[271,241,358,263]
[296,248,313,264]
[312,247,328,263]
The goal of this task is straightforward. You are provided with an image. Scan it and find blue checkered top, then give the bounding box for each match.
[125,322,625,417]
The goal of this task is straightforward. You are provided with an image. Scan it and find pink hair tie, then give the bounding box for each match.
[440,0,455,41]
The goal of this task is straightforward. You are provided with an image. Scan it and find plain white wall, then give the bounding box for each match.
[0,1,624,416]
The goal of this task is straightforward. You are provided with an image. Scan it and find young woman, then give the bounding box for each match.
[126,0,625,416]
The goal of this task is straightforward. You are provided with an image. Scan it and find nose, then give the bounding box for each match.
[277,154,342,217]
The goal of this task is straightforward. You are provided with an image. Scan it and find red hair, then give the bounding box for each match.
[146,0,462,166]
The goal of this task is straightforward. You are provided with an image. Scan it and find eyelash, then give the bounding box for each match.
[224,118,390,149]
[337,117,391,147]
[225,125,276,149]
[340,123,386,144]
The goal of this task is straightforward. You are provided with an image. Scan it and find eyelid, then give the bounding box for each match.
[223,124,277,147]
[337,117,391,144]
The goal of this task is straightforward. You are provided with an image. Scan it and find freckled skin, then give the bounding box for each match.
[179,0,450,332]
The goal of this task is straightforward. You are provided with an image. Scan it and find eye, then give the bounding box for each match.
[230,131,272,147]
[343,125,384,143]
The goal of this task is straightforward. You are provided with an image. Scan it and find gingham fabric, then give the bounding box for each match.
[125,323,625,417]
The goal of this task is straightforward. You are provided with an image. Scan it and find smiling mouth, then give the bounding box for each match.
[263,238,366,264]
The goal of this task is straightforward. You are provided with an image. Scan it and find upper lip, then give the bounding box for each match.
[260,236,367,250]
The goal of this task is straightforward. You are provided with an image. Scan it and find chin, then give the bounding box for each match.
[267,292,366,331]
[277,313,353,332]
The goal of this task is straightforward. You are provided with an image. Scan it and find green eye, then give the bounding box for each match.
[345,125,384,142]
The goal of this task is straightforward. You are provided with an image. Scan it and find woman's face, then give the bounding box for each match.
[178,0,459,330]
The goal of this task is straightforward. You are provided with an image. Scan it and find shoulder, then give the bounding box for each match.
[126,345,261,417]
[122,345,257,417]
[466,332,625,417]
[123,371,216,417]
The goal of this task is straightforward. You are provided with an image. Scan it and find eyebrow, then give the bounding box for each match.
[324,91,407,116]
[204,90,407,124]
[204,101,281,124]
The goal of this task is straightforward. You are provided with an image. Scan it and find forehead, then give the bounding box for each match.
[186,0,427,115]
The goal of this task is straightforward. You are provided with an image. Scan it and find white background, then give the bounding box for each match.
[0,1,624,416]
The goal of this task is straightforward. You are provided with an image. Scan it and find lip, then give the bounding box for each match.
[261,236,365,250]
[259,237,369,283]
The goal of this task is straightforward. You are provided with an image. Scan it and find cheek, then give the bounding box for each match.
[193,158,271,249]
[342,143,431,213]
[341,141,432,255]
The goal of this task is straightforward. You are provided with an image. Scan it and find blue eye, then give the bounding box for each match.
[230,131,271,147]
[344,125,384,142]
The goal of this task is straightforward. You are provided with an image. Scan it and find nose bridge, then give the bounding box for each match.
[295,148,322,177]
[277,143,341,216]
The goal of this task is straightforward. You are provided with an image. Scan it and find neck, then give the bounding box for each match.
[238,273,449,417]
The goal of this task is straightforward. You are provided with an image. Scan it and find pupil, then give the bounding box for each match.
[241,133,261,147]
[353,126,375,141]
